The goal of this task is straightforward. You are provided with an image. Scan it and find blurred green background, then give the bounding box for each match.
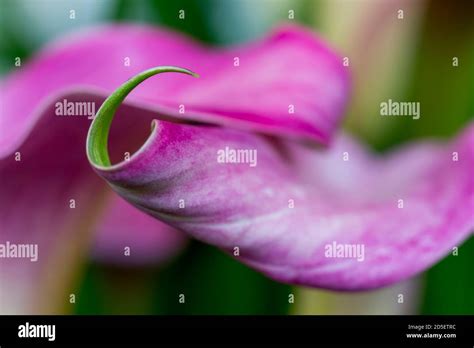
[1,0,472,314]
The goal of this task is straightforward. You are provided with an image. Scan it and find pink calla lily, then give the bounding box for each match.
[88,80,474,289]
[0,23,473,315]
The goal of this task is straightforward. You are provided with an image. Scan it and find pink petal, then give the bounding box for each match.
[0,94,184,313]
[91,195,186,266]
[0,94,103,313]
[0,23,349,159]
[92,115,474,290]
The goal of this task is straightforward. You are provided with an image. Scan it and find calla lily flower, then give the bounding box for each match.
[0,24,473,314]
[87,66,473,290]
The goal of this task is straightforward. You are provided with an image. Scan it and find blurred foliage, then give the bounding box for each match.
[76,241,290,314]
[113,0,218,43]
[421,237,474,314]
[372,0,474,150]
[0,3,29,74]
